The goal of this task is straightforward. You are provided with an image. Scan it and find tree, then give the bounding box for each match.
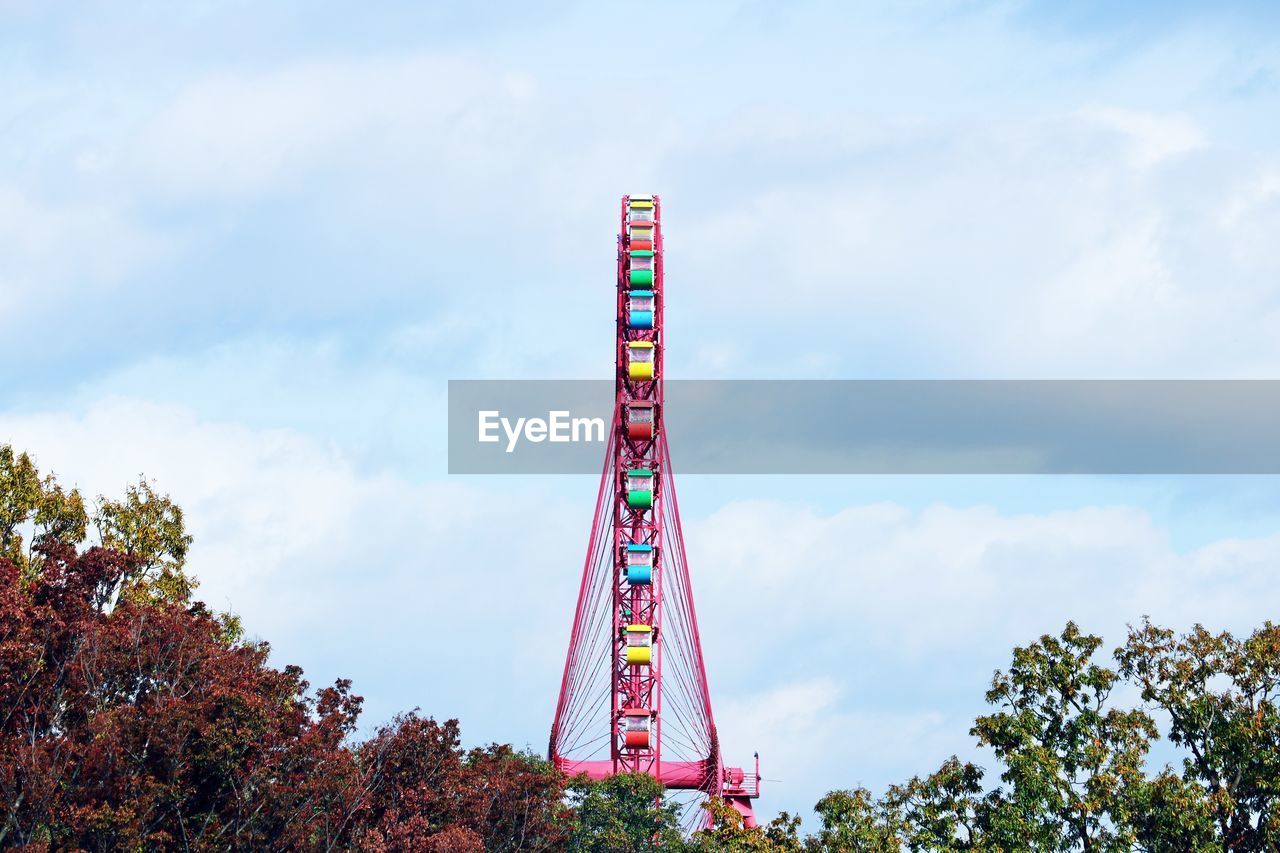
[353,714,470,849]
[690,797,805,852]
[761,810,806,851]
[886,756,1001,851]
[95,477,194,604]
[0,540,368,850]
[1118,768,1217,852]
[0,445,196,606]
[355,714,574,851]
[0,445,87,576]
[803,788,901,851]
[461,744,575,851]
[971,622,1157,851]
[1118,619,1280,849]
[567,772,684,852]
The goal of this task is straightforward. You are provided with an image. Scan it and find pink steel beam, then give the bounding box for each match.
[556,760,714,789]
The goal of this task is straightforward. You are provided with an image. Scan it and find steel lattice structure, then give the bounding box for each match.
[549,195,759,829]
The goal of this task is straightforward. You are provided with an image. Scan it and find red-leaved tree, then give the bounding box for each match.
[0,540,369,850]
[355,714,574,851]
[1,444,579,851]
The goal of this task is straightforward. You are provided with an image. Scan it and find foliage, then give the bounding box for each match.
[885,756,993,851]
[801,788,902,851]
[95,477,195,604]
[356,714,574,851]
[971,621,1157,851]
[1118,618,1280,849]
[0,443,574,851]
[0,445,87,576]
[566,772,684,851]
[0,538,578,851]
[0,444,194,605]
[774,621,1280,852]
[1118,768,1218,852]
[691,797,806,851]
[0,539,366,849]
[7,442,1280,850]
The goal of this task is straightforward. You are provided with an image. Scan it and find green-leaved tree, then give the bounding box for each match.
[971,622,1157,851]
[1118,619,1280,849]
[1,444,196,607]
[567,772,684,852]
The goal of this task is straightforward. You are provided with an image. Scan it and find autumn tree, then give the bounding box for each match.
[0,540,367,849]
[690,797,805,852]
[0,445,192,605]
[0,443,582,851]
[801,788,902,852]
[884,756,1004,851]
[1118,619,1280,849]
[0,445,87,576]
[0,446,365,848]
[95,476,194,603]
[356,714,573,851]
[971,622,1157,851]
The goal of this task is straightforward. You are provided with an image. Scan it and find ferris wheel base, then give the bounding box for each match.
[552,757,760,827]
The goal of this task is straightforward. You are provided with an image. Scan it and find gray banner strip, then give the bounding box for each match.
[448,380,1280,474]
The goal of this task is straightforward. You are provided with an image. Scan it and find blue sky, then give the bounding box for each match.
[3,0,1280,824]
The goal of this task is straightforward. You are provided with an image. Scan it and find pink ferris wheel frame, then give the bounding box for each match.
[548,196,759,828]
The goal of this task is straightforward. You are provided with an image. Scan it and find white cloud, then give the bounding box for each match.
[689,498,1277,664]
[4,40,1279,381]
[0,397,364,594]
[673,107,1280,378]
[1076,107,1207,170]
[716,678,963,822]
[0,397,586,733]
[131,55,554,203]
[0,186,167,316]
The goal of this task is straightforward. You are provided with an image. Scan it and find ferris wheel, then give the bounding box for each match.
[549,196,760,831]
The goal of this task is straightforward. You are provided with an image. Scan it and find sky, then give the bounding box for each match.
[2,0,1280,825]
